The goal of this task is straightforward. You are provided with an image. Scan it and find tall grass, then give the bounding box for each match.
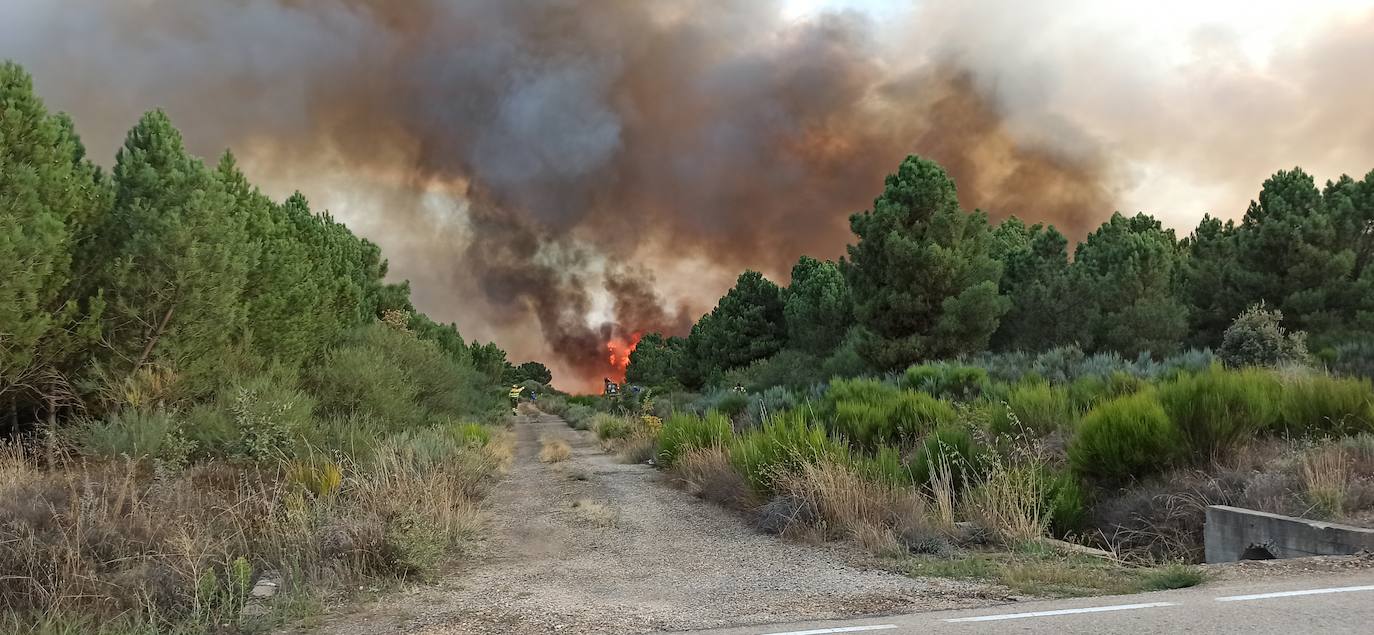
[730,410,849,492]
[658,412,733,467]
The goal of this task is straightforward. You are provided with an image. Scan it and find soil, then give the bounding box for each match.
[306,410,1003,634]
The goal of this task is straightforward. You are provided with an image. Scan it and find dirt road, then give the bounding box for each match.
[316,411,1000,634]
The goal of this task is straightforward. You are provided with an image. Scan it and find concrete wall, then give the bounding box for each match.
[1205,505,1374,563]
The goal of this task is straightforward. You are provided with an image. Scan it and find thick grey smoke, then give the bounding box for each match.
[2,0,1370,389]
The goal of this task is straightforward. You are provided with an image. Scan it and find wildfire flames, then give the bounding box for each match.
[605,332,642,383]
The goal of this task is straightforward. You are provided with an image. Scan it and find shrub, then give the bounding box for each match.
[1276,373,1374,436]
[830,388,954,449]
[1157,367,1278,462]
[715,392,750,418]
[308,341,419,427]
[1329,340,1374,380]
[658,412,733,467]
[69,409,192,467]
[819,328,870,380]
[1218,303,1310,368]
[1070,392,1179,482]
[730,410,849,492]
[902,363,990,401]
[564,404,597,430]
[593,414,634,441]
[910,424,983,491]
[749,386,801,423]
[448,422,492,448]
[993,382,1075,436]
[1066,371,1143,411]
[825,377,897,408]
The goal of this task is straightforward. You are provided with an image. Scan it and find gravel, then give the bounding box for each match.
[306,412,1002,634]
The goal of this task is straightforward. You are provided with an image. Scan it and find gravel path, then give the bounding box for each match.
[312,411,1001,634]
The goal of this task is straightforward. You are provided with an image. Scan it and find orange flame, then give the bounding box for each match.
[605,332,642,382]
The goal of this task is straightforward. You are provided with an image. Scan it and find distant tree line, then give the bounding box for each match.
[629,155,1374,389]
[0,62,517,429]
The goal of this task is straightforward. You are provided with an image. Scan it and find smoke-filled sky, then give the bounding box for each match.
[3,0,1372,391]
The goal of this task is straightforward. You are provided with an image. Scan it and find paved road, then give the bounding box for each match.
[684,572,1374,635]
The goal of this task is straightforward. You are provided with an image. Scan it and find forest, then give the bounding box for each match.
[0,61,525,632]
[562,145,1374,588]
[628,155,1374,390]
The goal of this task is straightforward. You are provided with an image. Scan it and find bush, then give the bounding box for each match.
[1218,303,1310,368]
[1157,367,1278,462]
[1276,373,1374,436]
[910,424,983,491]
[730,410,849,492]
[819,329,870,380]
[593,414,632,441]
[658,412,734,467]
[308,340,419,427]
[1329,340,1374,380]
[1070,392,1180,482]
[749,386,801,423]
[831,390,955,449]
[715,392,750,418]
[1066,371,1143,411]
[564,404,597,430]
[69,409,192,467]
[902,363,990,401]
[722,349,826,391]
[992,382,1075,436]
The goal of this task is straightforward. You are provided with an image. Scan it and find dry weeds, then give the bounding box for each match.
[539,438,572,463]
[571,498,618,527]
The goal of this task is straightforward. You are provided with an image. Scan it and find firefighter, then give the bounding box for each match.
[508,384,524,415]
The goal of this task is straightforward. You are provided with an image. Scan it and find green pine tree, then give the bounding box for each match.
[843,156,1006,369]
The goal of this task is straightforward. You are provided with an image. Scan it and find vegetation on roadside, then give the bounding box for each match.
[0,62,524,633]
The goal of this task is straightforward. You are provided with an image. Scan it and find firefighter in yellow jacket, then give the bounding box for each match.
[508,384,524,415]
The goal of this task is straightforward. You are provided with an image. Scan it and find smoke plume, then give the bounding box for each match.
[2,0,1370,390]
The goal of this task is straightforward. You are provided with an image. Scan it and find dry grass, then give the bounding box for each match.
[668,446,756,510]
[0,430,504,631]
[776,460,937,551]
[963,462,1049,545]
[1302,444,1351,518]
[571,498,618,527]
[616,436,658,464]
[538,437,572,463]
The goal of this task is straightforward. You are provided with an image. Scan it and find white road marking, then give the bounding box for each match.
[761,625,897,635]
[1215,585,1374,602]
[943,601,1176,623]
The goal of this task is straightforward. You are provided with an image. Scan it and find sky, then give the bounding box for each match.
[2,0,1371,391]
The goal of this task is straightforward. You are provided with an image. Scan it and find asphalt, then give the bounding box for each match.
[681,572,1374,635]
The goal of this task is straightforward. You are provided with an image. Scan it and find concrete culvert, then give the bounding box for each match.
[1241,544,1276,560]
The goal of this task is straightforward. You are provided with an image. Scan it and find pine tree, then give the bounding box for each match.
[783,256,852,354]
[1069,212,1188,356]
[94,110,253,393]
[684,270,786,376]
[844,156,1006,369]
[0,62,107,418]
[988,216,1072,351]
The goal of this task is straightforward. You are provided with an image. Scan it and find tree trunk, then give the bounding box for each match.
[133,303,178,371]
